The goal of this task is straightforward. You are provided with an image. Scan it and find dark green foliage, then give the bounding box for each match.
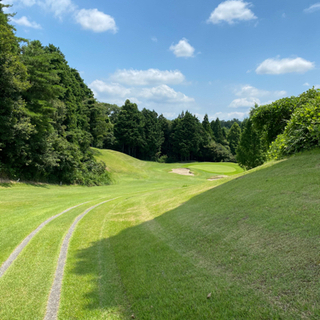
[250,98,298,146]
[0,3,33,177]
[114,100,145,157]
[220,118,242,130]
[227,122,241,155]
[236,118,266,170]
[170,111,202,161]
[158,114,171,157]
[211,118,227,145]
[141,109,164,160]
[269,93,320,159]
[0,8,110,185]
[202,114,213,137]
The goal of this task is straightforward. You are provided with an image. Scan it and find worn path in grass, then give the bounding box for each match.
[0,202,89,278]
[2,149,320,318]
[1,150,239,319]
[44,199,118,320]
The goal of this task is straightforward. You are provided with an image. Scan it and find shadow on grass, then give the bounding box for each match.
[0,182,13,188]
[70,156,320,319]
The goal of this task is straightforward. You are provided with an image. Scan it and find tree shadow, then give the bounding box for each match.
[69,161,320,319]
[0,181,13,188]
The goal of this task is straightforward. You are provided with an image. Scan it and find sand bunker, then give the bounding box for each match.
[170,168,194,176]
[207,175,228,181]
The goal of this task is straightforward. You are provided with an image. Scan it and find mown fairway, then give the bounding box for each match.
[1,149,320,319]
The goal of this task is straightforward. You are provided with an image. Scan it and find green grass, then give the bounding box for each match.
[1,149,320,319]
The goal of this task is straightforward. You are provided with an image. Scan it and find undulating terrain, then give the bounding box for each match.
[0,149,319,319]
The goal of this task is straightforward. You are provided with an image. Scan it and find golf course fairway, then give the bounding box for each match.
[0,148,319,319]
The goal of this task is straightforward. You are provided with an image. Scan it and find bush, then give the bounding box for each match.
[268,99,320,159]
[157,155,168,163]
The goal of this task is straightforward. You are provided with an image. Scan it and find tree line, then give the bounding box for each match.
[0,3,110,185]
[0,2,243,184]
[92,99,243,163]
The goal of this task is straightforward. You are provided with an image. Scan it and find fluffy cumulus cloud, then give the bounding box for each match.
[256,57,315,75]
[235,85,286,98]
[5,0,117,32]
[170,38,195,58]
[90,80,131,98]
[229,97,260,108]
[138,85,195,103]
[7,0,76,17]
[11,16,42,28]
[304,3,320,13]
[229,84,287,108]
[89,73,194,112]
[75,8,117,33]
[109,69,185,86]
[207,0,257,25]
[40,0,75,17]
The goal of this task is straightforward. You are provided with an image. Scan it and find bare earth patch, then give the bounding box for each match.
[207,175,228,181]
[170,168,194,176]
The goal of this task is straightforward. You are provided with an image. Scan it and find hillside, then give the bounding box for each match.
[0,149,319,319]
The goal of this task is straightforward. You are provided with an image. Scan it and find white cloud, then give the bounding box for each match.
[151,37,158,42]
[229,84,287,108]
[109,69,185,86]
[303,82,310,86]
[207,0,257,25]
[256,57,315,75]
[229,97,260,108]
[75,8,117,33]
[170,38,195,58]
[90,80,131,98]
[304,3,320,13]
[235,85,286,98]
[40,0,75,17]
[11,16,42,28]
[138,85,194,103]
[89,79,194,110]
[209,111,248,120]
[6,0,117,32]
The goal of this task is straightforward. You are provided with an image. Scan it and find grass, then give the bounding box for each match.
[1,149,320,319]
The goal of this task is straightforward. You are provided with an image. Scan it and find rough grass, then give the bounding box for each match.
[1,149,319,319]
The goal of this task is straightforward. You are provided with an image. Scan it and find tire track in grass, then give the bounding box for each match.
[44,198,118,320]
[0,202,90,279]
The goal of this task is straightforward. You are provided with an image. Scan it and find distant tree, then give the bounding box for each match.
[171,111,202,161]
[211,118,228,146]
[236,118,266,170]
[202,114,213,137]
[220,118,242,130]
[158,114,171,157]
[227,122,241,155]
[114,100,144,157]
[141,108,164,160]
[86,99,112,148]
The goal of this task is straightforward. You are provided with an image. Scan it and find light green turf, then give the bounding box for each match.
[1,149,320,319]
[185,162,242,174]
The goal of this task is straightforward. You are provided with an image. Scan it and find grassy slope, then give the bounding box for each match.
[1,149,319,319]
[61,149,320,319]
[1,150,235,319]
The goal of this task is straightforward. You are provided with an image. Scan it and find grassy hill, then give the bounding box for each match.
[0,149,319,319]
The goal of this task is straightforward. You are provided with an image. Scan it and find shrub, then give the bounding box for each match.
[268,99,320,159]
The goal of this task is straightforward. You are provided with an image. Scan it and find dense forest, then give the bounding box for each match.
[98,100,242,163]
[1,2,319,185]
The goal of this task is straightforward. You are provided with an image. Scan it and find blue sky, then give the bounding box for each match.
[4,0,320,120]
